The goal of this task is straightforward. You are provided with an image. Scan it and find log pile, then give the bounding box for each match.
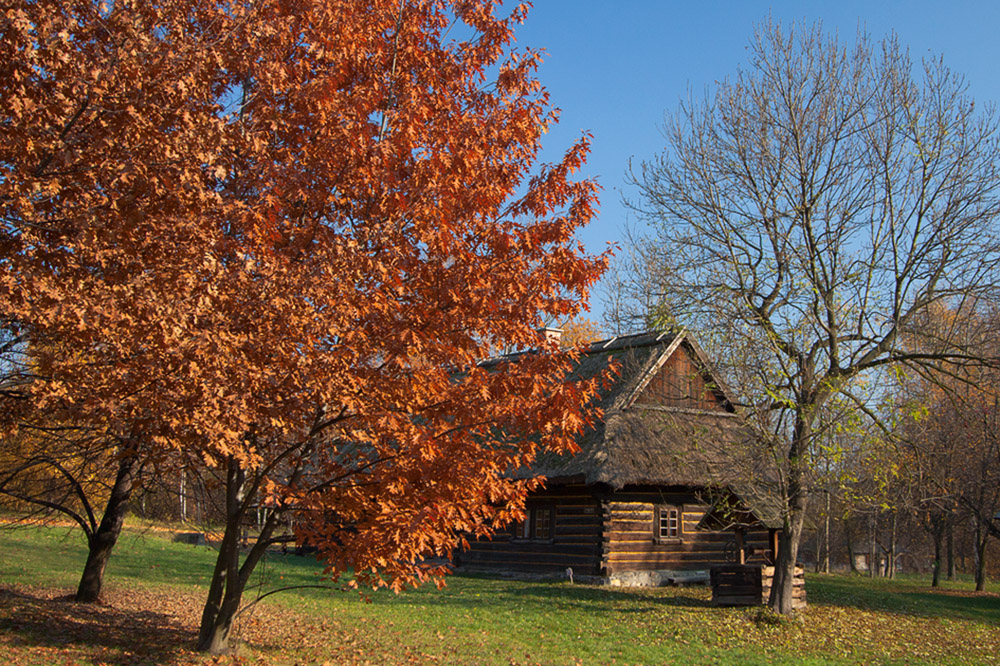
[762,565,807,610]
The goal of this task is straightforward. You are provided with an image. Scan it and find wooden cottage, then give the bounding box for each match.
[455,331,778,582]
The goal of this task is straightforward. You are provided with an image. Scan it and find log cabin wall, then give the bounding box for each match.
[635,345,725,411]
[599,487,771,576]
[456,484,604,574]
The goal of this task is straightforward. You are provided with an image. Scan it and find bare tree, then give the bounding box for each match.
[624,20,1000,613]
[887,303,1000,589]
[0,398,148,603]
[927,384,1000,591]
[956,401,1000,591]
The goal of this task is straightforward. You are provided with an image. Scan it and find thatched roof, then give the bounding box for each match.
[510,331,750,490]
[697,485,816,531]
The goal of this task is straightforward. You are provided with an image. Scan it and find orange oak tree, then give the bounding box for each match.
[2,0,607,653]
[1,0,240,602]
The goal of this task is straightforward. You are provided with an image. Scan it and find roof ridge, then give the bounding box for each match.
[583,330,679,354]
[625,404,740,417]
[478,329,679,366]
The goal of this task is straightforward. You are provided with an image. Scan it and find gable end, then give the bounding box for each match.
[631,342,730,411]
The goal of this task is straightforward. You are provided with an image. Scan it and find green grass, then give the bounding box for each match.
[1,524,998,665]
[812,572,1000,623]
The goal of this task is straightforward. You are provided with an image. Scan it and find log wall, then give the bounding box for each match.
[456,485,603,574]
[457,485,773,578]
[600,488,772,576]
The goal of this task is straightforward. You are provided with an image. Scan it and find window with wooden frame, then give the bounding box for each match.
[654,505,682,543]
[511,516,531,539]
[511,505,554,541]
[533,507,552,540]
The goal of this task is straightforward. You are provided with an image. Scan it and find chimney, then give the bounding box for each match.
[539,326,563,347]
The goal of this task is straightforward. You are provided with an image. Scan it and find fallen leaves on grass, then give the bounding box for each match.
[0,582,352,666]
[0,581,451,666]
[0,583,200,665]
[2,574,999,665]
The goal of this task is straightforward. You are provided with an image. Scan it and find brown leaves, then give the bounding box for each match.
[4,0,610,611]
[0,584,201,665]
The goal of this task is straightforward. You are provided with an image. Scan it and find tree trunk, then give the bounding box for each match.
[869,511,878,578]
[931,515,944,587]
[946,517,955,581]
[846,524,858,573]
[960,522,968,573]
[767,415,809,614]
[814,519,821,574]
[75,449,140,603]
[974,522,988,592]
[179,468,187,522]
[197,457,246,654]
[768,522,799,614]
[887,512,897,579]
[196,456,286,654]
[822,490,830,574]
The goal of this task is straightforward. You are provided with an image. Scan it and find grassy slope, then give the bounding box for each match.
[0,524,998,665]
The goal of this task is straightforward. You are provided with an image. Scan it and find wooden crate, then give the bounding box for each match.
[710,564,762,606]
[711,564,808,609]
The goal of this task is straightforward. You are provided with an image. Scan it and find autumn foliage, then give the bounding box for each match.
[558,316,605,348]
[1,0,607,653]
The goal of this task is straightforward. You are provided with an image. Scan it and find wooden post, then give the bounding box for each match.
[736,527,746,565]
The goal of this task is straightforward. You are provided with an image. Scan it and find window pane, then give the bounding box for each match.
[659,507,679,538]
[534,508,552,540]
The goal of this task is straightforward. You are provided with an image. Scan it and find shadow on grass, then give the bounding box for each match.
[0,586,198,665]
[897,589,1000,623]
[382,573,713,613]
[500,582,712,609]
[396,570,1000,627]
[808,574,1000,624]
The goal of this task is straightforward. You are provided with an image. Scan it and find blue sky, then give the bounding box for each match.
[511,1,1000,322]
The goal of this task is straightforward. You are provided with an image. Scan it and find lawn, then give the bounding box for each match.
[1,523,998,665]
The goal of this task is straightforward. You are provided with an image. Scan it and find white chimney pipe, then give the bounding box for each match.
[540,327,563,347]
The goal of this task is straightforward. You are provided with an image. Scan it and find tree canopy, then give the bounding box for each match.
[2,0,608,651]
